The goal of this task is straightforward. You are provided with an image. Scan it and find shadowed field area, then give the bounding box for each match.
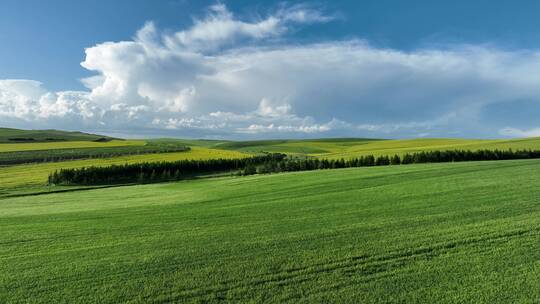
[2,159,540,303]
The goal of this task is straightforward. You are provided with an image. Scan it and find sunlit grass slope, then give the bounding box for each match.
[5,133,540,159]
[0,147,248,197]
[148,138,230,148]
[0,140,144,153]
[216,137,540,159]
[215,138,383,154]
[316,137,540,159]
[0,127,115,143]
[2,159,540,303]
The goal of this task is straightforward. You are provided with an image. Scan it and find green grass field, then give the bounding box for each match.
[0,127,115,143]
[4,134,540,160]
[3,135,540,197]
[0,147,248,198]
[215,137,540,159]
[0,140,191,166]
[315,137,540,159]
[215,138,382,154]
[3,129,540,302]
[0,139,143,153]
[2,160,540,303]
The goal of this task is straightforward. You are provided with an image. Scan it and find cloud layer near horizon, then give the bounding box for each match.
[1,3,540,139]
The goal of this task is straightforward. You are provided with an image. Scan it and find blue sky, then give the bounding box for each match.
[3,0,540,91]
[1,0,540,138]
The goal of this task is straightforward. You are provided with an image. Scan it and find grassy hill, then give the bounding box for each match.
[314,137,540,159]
[4,127,540,159]
[0,147,249,198]
[4,131,540,197]
[215,138,382,154]
[0,139,144,153]
[3,130,540,301]
[0,127,116,143]
[216,137,540,159]
[2,160,540,302]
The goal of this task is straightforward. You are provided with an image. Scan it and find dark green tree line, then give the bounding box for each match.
[48,149,540,186]
[48,153,286,185]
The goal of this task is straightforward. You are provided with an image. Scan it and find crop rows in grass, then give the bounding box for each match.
[0,147,250,198]
[0,143,190,165]
[0,139,144,153]
[0,127,116,143]
[213,137,540,159]
[315,137,540,159]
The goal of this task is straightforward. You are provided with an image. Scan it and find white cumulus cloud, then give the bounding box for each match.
[1,3,540,138]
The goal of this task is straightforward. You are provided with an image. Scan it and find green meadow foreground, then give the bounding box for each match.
[2,160,540,303]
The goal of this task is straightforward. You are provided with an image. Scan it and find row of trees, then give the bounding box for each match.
[241,149,540,175]
[48,153,286,185]
[48,149,540,186]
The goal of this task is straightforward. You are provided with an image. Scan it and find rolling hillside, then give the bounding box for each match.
[214,138,382,154]
[0,127,116,143]
[4,128,540,160]
[2,160,540,302]
[3,128,540,302]
[0,147,249,198]
[4,128,540,198]
[0,139,144,153]
[315,137,540,159]
[215,137,540,159]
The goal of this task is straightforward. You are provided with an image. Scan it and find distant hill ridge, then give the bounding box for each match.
[0,127,117,143]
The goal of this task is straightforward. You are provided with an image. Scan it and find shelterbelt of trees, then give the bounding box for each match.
[48,154,286,185]
[48,149,540,186]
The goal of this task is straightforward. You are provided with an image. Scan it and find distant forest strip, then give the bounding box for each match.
[0,144,190,165]
[48,154,286,185]
[48,149,540,186]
